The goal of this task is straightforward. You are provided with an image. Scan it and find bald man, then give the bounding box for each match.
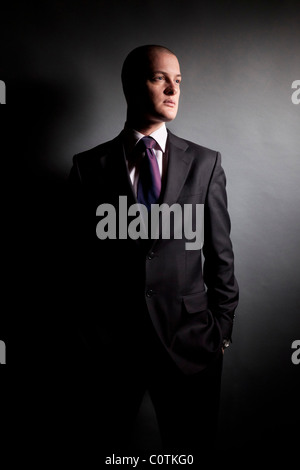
[68,45,239,459]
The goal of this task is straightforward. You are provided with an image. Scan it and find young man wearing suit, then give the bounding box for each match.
[68,45,239,460]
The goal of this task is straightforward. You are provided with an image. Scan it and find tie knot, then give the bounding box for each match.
[141,136,156,150]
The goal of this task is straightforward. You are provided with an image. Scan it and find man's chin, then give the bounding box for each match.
[142,110,177,125]
[158,111,178,123]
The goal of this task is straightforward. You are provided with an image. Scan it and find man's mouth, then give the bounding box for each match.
[164,100,176,107]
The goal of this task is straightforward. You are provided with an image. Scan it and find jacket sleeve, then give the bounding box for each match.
[203,152,239,341]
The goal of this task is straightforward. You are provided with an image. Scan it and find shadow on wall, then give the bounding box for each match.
[4,76,84,364]
[8,78,77,171]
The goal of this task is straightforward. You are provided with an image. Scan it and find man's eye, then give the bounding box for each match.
[154,76,164,81]
[176,79,181,84]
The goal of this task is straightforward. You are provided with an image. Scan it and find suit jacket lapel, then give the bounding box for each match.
[161,130,193,206]
[148,131,194,250]
[102,132,152,249]
[103,131,137,209]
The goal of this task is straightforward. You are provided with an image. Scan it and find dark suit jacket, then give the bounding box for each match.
[68,130,239,374]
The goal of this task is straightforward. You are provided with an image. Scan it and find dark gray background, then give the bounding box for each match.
[1,0,299,463]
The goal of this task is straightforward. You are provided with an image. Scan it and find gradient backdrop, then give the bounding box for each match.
[1,0,299,464]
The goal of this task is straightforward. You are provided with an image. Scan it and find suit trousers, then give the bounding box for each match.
[72,313,223,463]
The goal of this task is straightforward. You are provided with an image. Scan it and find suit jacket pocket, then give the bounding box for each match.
[182,291,208,314]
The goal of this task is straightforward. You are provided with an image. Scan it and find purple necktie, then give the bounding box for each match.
[137,136,161,211]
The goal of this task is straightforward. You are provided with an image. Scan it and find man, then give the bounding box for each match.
[68,45,239,459]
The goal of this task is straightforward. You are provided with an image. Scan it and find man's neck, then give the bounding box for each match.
[125,117,165,136]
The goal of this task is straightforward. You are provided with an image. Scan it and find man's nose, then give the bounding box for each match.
[165,83,179,95]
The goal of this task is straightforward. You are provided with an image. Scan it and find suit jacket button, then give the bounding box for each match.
[146,289,154,298]
[147,252,155,260]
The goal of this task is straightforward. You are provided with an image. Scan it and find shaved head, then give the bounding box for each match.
[121,45,176,100]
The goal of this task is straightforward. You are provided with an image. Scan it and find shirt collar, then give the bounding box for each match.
[123,123,168,156]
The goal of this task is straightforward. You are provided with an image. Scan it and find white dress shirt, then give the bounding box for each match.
[123,123,168,196]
